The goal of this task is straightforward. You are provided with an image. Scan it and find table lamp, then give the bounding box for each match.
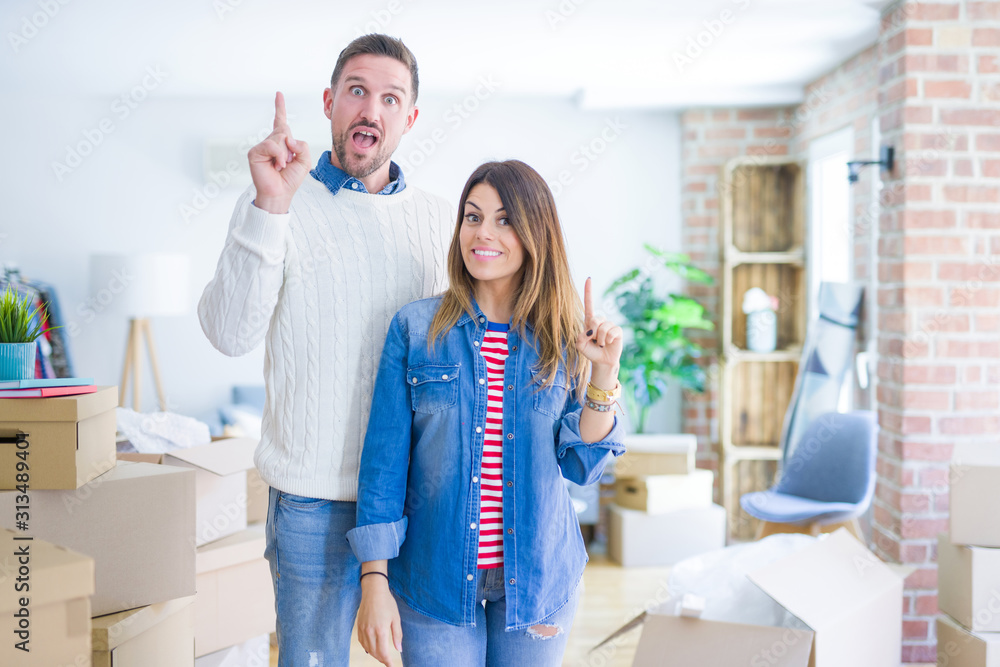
[89,253,191,412]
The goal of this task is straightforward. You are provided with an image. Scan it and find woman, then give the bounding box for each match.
[346,160,625,666]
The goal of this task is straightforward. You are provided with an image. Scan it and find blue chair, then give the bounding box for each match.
[740,411,877,540]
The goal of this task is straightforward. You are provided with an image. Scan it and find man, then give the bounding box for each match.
[198,34,452,666]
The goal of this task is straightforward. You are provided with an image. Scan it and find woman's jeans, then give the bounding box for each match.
[395,566,580,667]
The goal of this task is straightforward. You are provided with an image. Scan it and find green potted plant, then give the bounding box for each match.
[0,286,51,380]
[605,244,715,433]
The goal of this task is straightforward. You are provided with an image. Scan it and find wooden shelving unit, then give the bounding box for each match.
[718,156,808,542]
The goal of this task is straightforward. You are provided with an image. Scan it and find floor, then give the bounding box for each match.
[267,552,936,666]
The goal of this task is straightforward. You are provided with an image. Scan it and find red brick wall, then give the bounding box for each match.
[874,1,1000,661]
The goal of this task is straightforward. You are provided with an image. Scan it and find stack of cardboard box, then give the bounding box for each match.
[0,528,95,665]
[606,433,727,566]
[0,386,199,666]
[119,436,274,665]
[937,443,1000,665]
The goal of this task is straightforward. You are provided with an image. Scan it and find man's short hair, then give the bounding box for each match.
[330,34,419,104]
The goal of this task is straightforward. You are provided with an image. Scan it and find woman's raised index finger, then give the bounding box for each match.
[273,91,287,130]
[584,277,593,323]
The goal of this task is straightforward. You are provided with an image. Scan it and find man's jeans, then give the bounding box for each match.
[264,487,361,667]
[394,566,580,667]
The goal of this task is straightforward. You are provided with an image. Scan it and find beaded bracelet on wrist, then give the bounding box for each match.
[584,399,615,413]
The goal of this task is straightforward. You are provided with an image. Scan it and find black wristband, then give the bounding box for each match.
[360,570,389,584]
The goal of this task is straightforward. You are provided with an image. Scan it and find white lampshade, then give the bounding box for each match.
[89,253,192,318]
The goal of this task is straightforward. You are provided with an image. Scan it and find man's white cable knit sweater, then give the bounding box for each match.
[198,176,452,501]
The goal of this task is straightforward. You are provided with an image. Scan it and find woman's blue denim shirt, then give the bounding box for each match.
[347,296,626,631]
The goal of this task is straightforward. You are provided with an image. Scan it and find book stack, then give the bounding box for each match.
[936,444,1000,665]
[0,376,98,398]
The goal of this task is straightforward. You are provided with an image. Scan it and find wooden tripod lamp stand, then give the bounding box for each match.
[90,253,191,412]
[120,317,166,412]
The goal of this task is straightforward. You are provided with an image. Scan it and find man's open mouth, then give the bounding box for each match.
[352,128,378,150]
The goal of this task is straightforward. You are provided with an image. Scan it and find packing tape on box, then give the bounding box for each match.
[678,593,706,618]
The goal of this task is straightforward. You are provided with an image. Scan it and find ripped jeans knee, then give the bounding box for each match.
[527,623,563,640]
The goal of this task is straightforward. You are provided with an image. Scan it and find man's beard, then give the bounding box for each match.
[332,129,391,180]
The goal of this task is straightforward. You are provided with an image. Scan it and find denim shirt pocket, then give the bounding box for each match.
[408,363,461,414]
[530,367,570,420]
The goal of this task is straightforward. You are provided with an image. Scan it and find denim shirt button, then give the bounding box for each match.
[509,578,515,585]
[473,476,479,483]
[507,384,513,391]
[506,481,513,487]
[507,528,513,534]
[467,574,474,581]
[442,374,449,380]
[512,345,517,351]
[476,427,483,434]
[507,433,513,440]
[479,317,485,323]
[470,522,477,529]
[474,341,479,346]
[479,378,485,385]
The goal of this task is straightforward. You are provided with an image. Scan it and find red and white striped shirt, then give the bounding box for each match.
[477,325,508,569]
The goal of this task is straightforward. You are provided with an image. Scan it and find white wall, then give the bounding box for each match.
[3,87,681,431]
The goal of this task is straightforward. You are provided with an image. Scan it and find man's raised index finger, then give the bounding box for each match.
[274,91,287,129]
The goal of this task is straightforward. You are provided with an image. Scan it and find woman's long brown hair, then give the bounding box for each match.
[429,160,588,398]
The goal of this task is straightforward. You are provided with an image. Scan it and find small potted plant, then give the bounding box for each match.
[0,286,50,380]
[605,244,715,433]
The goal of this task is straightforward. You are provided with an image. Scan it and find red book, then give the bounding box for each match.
[0,385,98,398]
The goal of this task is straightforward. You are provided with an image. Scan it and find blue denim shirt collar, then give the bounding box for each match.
[310,150,405,195]
[457,294,535,334]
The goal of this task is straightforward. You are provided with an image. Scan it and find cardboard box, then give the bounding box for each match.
[0,386,117,489]
[633,614,815,666]
[614,469,715,514]
[92,595,195,667]
[0,528,94,667]
[195,527,275,657]
[939,533,1000,632]
[245,467,268,525]
[613,433,696,477]
[607,503,726,567]
[610,529,903,667]
[952,444,1000,548]
[124,438,269,525]
[0,460,196,616]
[938,614,1000,667]
[195,633,270,667]
[210,435,267,524]
[120,437,256,546]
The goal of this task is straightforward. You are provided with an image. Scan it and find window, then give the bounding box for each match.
[808,127,854,303]
[808,127,854,411]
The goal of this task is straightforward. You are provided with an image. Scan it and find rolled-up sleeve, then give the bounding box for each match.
[556,410,626,486]
[347,314,413,562]
[347,516,408,563]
